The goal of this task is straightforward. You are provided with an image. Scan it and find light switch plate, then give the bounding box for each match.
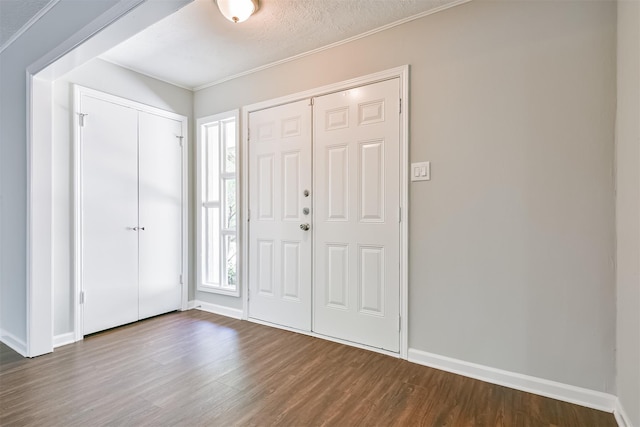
[411,161,430,182]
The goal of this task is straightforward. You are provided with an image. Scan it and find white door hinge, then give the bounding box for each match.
[310,98,315,106]
[80,291,85,304]
[399,99,402,115]
[180,274,183,285]
[398,207,402,223]
[78,113,88,127]
[176,135,184,147]
[248,209,251,221]
[398,316,401,331]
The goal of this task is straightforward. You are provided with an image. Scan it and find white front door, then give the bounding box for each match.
[313,79,401,352]
[81,95,139,335]
[248,100,313,331]
[138,111,183,320]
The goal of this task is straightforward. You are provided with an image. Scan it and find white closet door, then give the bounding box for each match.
[81,96,139,335]
[138,111,183,320]
[248,100,312,331]
[313,79,401,352]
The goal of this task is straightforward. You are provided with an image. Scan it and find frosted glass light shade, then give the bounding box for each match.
[216,0,259,23]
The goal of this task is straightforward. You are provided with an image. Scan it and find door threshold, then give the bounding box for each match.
[247,316,401,359]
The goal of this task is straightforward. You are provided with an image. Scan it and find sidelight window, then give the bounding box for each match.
[197,111,239,295]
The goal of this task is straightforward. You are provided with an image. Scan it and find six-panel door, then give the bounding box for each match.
[247,79,401,351]
[248,100,313,331]
[313,79,401,352]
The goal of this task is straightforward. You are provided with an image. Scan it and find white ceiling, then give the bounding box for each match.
[0,0,461,89]
[100,0,460,90]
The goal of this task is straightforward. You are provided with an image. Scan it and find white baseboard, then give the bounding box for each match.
[186,300,198,310]
[0,329,28,357]
[615,398,634,427]
[191,300,243,319]
[53,332,76,348]
[408,348,617,413]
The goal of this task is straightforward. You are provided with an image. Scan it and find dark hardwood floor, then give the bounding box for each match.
[0,310,616,426]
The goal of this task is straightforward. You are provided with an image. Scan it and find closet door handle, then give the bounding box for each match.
[132,227,146,231]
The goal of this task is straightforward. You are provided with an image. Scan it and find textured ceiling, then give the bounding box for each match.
[0,0,54,48]
[101,0,459,90]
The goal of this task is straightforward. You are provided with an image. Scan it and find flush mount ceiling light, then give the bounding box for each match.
[216,0,259,23]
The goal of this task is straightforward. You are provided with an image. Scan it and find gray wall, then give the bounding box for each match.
[194,0,617,393]
[0,0,120,347]
[52,58,194,336]
[615,0,640,424]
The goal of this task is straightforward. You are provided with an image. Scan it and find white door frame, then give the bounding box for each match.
[241,65,410,359]
[26,0,192,356]
[73,85,189,341]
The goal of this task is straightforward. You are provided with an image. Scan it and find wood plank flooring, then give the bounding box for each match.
[0,310,616,426]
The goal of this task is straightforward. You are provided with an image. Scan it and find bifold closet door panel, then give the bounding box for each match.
[138,111,183,320]
[81,96,140,335]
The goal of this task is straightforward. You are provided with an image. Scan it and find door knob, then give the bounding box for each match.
[300,223,310,231]
[133,227,145,231]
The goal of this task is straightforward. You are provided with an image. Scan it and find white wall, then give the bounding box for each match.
[52,58,194,336]
[0,0,121,352]
[615,1,640,425]
[194,0,617,393]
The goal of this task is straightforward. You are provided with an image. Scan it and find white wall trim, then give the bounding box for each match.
[192,300,243,320]
[194,0,470,91]
[26,74,55,358]
[240,66,410,358]
[0,329,28,357]
[0,0,61,54]
[614,398,633,427]
[52,332,75,348]
[408,348,617,413]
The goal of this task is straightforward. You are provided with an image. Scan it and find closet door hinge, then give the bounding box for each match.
[310,98,315,106]
[80,291,85,304]
[398,207,402,223]
[78,113,88,127]
[248,127,250,141]
[176,135,184,147]
[179,274,183,285]
[398,316,401,331]
[399,99,402,115]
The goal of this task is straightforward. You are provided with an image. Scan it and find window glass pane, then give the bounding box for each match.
[206,207,220,284]
[224,234,237,287]
[206,124,220,202]
[224,119,236,173]
[224,178,236,230]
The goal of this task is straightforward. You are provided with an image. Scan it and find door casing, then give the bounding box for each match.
[241,66,410,359]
